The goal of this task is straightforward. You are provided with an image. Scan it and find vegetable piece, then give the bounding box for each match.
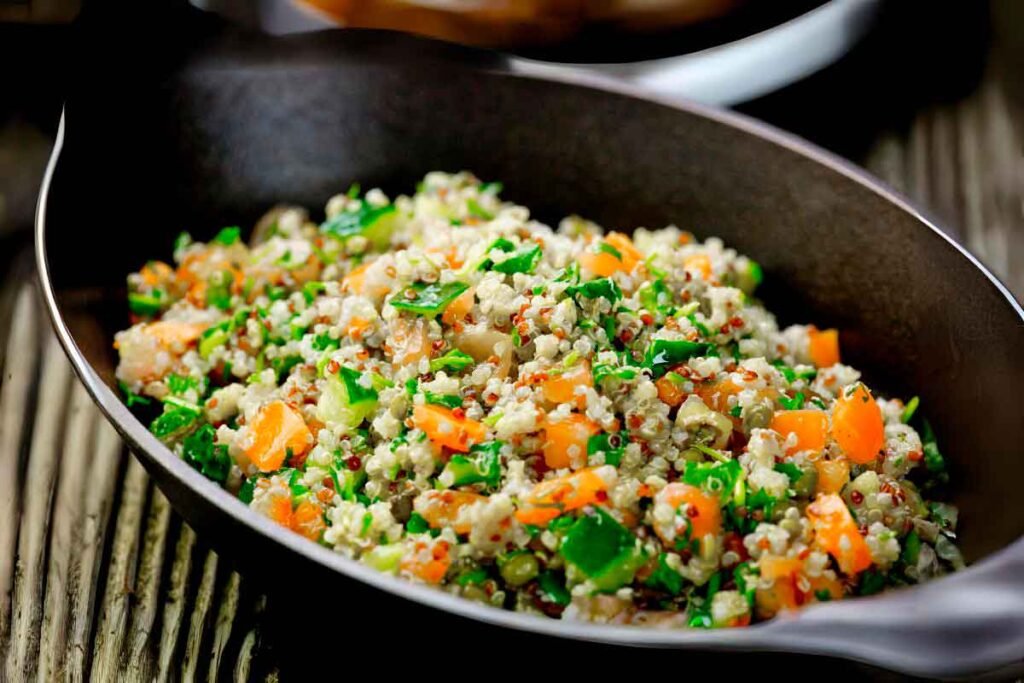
[806,493,872,575]
[652,482,722,545]
[542,413,600,470]
[644,552,683,595]
[655,373,687,407]
[211,225,241,245]
[814,459,851,495]
[291,500,325,541]
[578,233,641,276]
[400,538,452,584]
[560,508,643,591]
[586,432,627,467]
[149,401,202,440]
[430,349,474,373]
[565,277,622,303]
[683,253,712,281]
[145,321,208,349]
[181,424,231,482]
[413,490,487,535]
[537,571,571,606]
[441,287,475,325]
[900,396,920,424]
[831,384,885,464]
[244,400,313,472]
[316,367,379,431]
[808,327,840,368]
[320,201,398,250]
[499,552,540,587]
[390,281,469,317]
[388,316,430,367]
[364,544,405,574]
[128,291,166,317]
[770,410,828,455]
[341,261,390,300]
[515,466,615,526]
[441,441,502,488]
[541,360,592,407]
[691,378,744,412]
[644,339,713,378]
[920,419,948,477]
[492,244,542,275]
[412,404,486,452]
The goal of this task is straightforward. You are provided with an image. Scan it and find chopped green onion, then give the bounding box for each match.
[390,281,469,317]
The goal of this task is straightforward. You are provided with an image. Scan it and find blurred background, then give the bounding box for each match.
[1,0,1022,678]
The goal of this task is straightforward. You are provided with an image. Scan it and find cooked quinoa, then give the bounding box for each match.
[115,172,964,627]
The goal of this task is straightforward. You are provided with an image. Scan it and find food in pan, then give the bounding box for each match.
[115,172,962,627]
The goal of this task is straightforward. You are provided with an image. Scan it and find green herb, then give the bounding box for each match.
[430,349,474,373]
[559,509,643,591]
[555,262,580,284]
[591,363,641,384]
[149,401,201,440]
[211,226,241,245]
[404,378,418,397]
[729,405,742,418]
[181,424,231,482]
[587,432,627,466]
[814,589,833,602]
[733,562,758,606]
[238,478,256,504]
[537,571,571,607]
[265,285,288,301]
[920,419,948,480]
[360,512,374,537]
[302,281,327,304]
[492,244,542,275]
[901,396,920,424]
[390,281,469,317]
[312,333,340,352]
[337,366,379,405]
[779,392,806,410]
[406,512,430,534]
[425,392,462,409]
[644,552,683,595]
[205,270,234,310]
[119,381,152,408]
[456,567,489,586]
[901,529,921,565]
[596,241,623,261]
[346,182,361,199]
[443,441,503,489]
[173,231,192,253]
[565,277,622,303]
[638,278,672,317]
[271,355,302,382]
[128,291,166,316]
[320,201,397,250]
[479,181,503,194]
[685,312,712,338]
[857,570,886,596]
[511,327,521,348]
[548,516,575,533]
[774,461,803,483]
[166,374,201,397]
[289,322,308,341]
[199,321,232,359]
[466,197,493,220]
[683,460,743,503]
[810,397,827,410]
[643,339,713,378]
[928,502,958,531]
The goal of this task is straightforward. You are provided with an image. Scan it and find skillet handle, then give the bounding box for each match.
[765,539,1024,678]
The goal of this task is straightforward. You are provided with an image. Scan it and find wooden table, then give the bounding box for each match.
[1,3,1022,679]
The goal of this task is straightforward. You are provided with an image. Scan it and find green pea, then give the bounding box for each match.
[793,464,818,497]
[500,553,540,587]
[743,402,774,434]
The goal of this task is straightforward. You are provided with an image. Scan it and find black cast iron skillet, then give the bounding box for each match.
[36,24,1024,678]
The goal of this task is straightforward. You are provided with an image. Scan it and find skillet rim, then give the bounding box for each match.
[34,29,1024,676]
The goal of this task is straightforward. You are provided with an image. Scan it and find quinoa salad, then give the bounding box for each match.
[115,172,963,627]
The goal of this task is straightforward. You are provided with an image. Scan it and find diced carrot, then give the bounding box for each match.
[400,539,452,584]
[291,500,325,541]
[692,378,742,412]
[831,384,884,465]
[755,575,798,618]
[808,327,840,368]
[605,232,644,265]
[683,253,712,281]
[412,404,486,453]
[655,374,686,408]
[653,482,722,542]
[342,260,390,299]
[244,400,314,472]
[814,459,851,495]
[807,493,873,575]
[515,466,612,525]
[145,320,208,349]
[578,232,642,276]
[758,555,805,581]
[267,492,294,528]
[414,490,487,535]
[140,261,173,286]
[441,287,475,325]
[771,410,828,455]
[541,360,592,407]
[541,413,599,470]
